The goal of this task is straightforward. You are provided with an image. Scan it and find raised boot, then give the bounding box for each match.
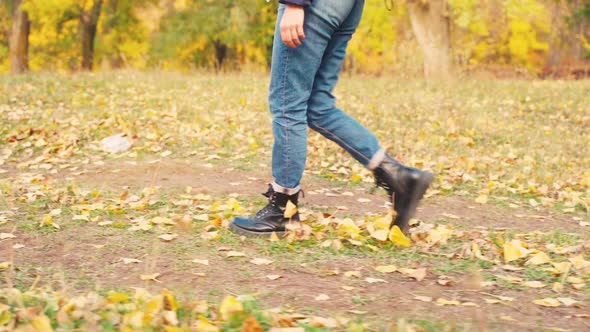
[374,153,433,233]
[230,185,300,237]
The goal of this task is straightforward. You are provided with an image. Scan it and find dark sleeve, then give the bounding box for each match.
[279,0,312,7]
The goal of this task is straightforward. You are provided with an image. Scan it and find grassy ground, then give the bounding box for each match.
[0,71,589,331]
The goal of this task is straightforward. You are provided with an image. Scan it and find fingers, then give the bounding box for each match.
[296,24,306,43]
[281,24,304,48]
[290,27,302,47]
[280,27,294,48]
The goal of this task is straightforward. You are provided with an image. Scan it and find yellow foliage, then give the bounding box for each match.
[389,226,412,247]
[449,0,552,71]
[21,0,81,70]
[219,296,244,321]
[347,1,404,74]
[503,240,530,262]
[31,314,53,332]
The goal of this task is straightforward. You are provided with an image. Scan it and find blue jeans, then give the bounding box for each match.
[269,0,385,194]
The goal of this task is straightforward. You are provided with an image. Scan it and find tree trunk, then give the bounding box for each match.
[80,0,104,71]
[407,0,452,80]
[213,40,228,71]
[9,0,31,74]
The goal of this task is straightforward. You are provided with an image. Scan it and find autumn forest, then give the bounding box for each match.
[1,0,589,78]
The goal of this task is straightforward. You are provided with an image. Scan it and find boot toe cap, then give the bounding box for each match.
[231,216,284,233]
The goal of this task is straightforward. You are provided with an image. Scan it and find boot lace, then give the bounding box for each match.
[253,186,278,218]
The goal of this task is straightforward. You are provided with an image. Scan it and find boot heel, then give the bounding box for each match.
[415,172,434,201]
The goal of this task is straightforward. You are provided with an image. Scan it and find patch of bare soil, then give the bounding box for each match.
[75,159,588,233]
[2,227,589,331]
[2,159,589,331]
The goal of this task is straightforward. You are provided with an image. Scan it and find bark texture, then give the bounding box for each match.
[80,0,104,70]
[407,0,452,80]
[9,0,31,74]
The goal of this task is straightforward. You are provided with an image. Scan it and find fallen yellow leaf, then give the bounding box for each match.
[158,233,178,242]
[484,298,502,304]
[425,224,454,245]
[284,200,298,219]
[436,298,460,306]
[192,259,209,266]
[526,252,551,266]
[414,295,433,302]
[31,314,53,332]
[314,294,330,301]
[365,277,387,283]
[250,258,273,266]
[398,267,427,281]
[566,276,584,284]
[72,214,89,221]
[550,262,572,275]
[523,281,546,288]
[324,269,340,276]
[375,265,397,273]
[557,297,579,306]
[226,251,246,258]
[475,195,488,204]
[552,282,564,293]
[140,273,162,283]
[219,296,243,320]
[348,310,368,315]
[344,270,361,278]
[269,232,280,242]
[533,298,561,307]
[569,255,590,270]
[0,233,16,240]
[482,293,515,302]
[122,258,142,264]
[389,226,411,247]
[503,240,529,262]
[201,231,219,240]
[461,302,479,307]
[495,274,523,284]
[107,292,130,303]
[195,315,220,332]
[370,229,389,241]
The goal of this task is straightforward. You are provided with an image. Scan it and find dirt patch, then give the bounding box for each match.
[72,159,588,234]
[2,159,589,331]
[2,226,589,331]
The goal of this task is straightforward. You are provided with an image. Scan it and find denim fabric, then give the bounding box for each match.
[269,0,383,191]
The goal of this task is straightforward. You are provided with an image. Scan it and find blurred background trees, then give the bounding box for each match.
[0,0,589,78]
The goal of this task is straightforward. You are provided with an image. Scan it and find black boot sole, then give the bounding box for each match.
[229,222,287,238]
[392,171,434,233]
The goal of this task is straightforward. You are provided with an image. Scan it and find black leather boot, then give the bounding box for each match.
[374,153,433,233]
[230,185,300,237]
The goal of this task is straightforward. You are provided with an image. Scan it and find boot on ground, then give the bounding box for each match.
[230,185,300,237]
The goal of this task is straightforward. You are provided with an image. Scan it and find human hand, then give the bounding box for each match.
[280,4,306,48]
